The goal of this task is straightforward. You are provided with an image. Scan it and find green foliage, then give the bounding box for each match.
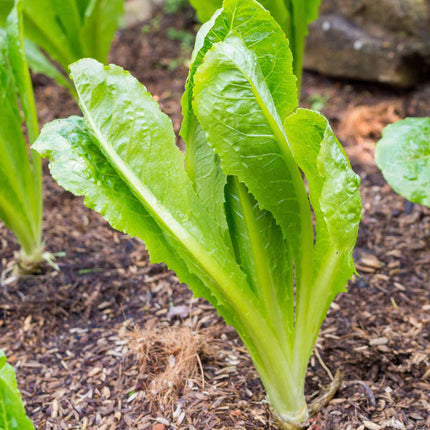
[306,92,329,111]
[0,351,35,430]
[23,39,75,93]
[376,117,430,207]
[165,27,195,70]
[33,0,361,425]
[188,0,322,90]
[164,0,189,14]
[167,28,194,51]
[0,0,124,91]
[0,0,44,267]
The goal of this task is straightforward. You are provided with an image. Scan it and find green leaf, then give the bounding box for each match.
[5,0,43,256]
[34,116,215,304]
[6,0,39,143]
[183,9,227,240]
[225,177,294,346]
[80,0,124,62]
[18,0,76,69]
[284,108,361,373]
[285,0,321,85]
[376,117,430,207]
[189,0,221,22]
[182,0,297,246]
[51,0,83,58]
[190,0,290,31]
[23,39,74,92]
[0,24,41,255]
[184,0,297,135]
[1,0,124,73]
[0,352,35,430]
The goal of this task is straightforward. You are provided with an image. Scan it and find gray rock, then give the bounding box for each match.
[123,0,166,28]
[305,0,430,86]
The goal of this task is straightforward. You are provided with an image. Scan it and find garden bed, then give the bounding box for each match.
[1,6,429,430]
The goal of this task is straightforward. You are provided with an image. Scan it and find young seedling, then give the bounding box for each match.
[376,117,430,208]
[33,0,362,426]
[188,0,322,90]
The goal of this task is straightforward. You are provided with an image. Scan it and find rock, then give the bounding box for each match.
[123,0,166,28]
[305,0,430,86]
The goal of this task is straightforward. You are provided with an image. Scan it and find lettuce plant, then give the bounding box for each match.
[0,0,124,93]
[376,118,430,208]
[0,351,34,430]
[0,0,44,273]
[33,0,362,426]
[188,0,321,90]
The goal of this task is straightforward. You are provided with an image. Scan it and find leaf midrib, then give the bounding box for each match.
[78,93,261,323]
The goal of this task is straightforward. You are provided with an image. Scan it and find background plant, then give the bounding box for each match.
[164,0,189,14]
[0,0,44,274]
[376,117,430,208]
[188,0,322,90]
[0,0,124,94]
[0,351,34,430]
[33,0,361,427]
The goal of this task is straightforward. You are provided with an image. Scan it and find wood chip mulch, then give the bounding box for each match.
[1,7,429,430]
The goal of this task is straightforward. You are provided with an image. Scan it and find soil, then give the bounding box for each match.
[1,5,429,430]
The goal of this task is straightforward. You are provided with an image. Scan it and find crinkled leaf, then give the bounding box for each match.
[184,0,297,134]
[182,0,297,250]
[376,117,430,207]
[190,0,290,32]
[188,0,321,83]
[34,115,214,305]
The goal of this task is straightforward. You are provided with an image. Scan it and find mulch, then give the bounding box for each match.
[0,5,429,430]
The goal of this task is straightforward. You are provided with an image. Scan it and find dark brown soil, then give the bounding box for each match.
[1,6,429,430]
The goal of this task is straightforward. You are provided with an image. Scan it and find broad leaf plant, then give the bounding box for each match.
[33,0,362,426]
